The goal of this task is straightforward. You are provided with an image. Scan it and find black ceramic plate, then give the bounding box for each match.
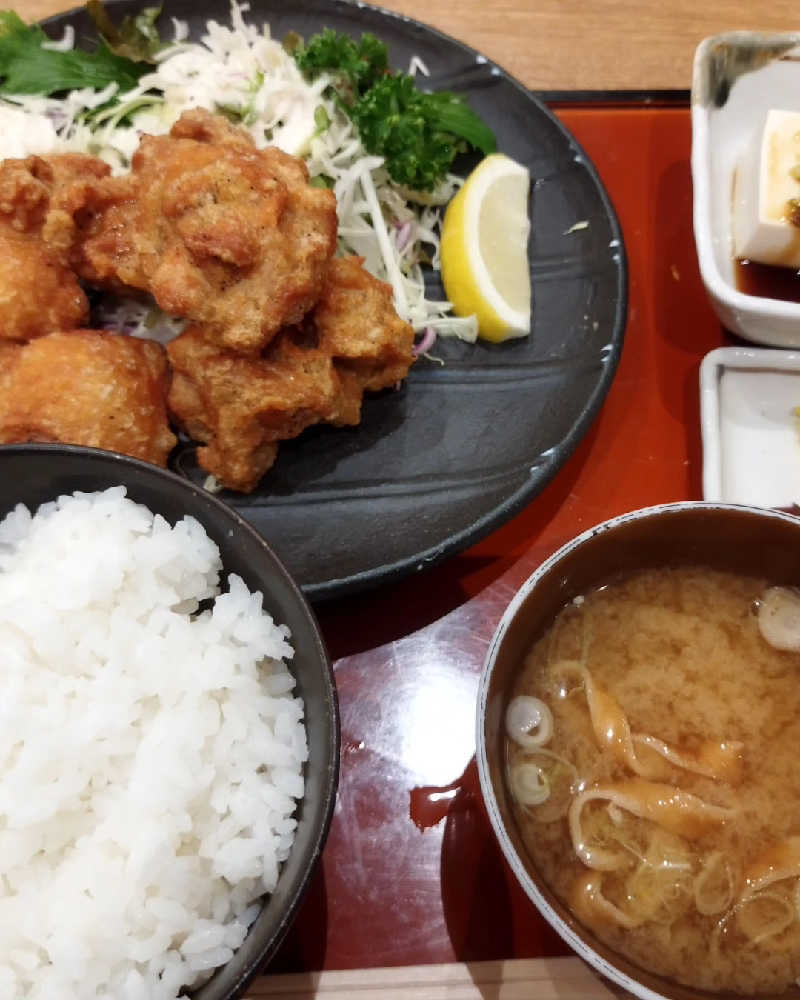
[43,0,628,601]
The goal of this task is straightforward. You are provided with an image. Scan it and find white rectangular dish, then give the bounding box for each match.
[700,346,800,506]
[691,32,800,346]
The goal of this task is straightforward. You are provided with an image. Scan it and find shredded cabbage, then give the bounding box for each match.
[0,2,477,343]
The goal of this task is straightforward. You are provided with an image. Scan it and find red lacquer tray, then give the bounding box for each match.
[273,99,736,975]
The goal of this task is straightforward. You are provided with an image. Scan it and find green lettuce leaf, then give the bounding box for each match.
[0,9,147,95]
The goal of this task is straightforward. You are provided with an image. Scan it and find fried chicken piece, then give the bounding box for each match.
[10,115,338,350]
[88,109,337,353]
[0,330,176,466]
[0,340,18,369]
[0,155,53,233]
[167,256,415,492]
[167,324,352,492]
[0,152,110,239]
[0,154,111,340]
[0,231,88,342]
[40,153,140,293]
[0,152,140,303]
[0,152,141,296]
[310,255,416,390]
[63,172,141,294]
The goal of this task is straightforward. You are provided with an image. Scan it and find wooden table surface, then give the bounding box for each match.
[4,0,770,994]
[11,0,800,90]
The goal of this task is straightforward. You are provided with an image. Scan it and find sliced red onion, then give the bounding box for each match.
[395,221,413,252]
[413,327,436,356]
[45,109,68,129]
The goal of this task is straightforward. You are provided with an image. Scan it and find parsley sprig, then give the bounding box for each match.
[293,29,496,191]
[294,28,387,98]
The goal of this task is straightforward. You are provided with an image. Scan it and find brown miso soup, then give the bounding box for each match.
[506,566,800,994]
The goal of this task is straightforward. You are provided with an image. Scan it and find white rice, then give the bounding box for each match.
[0,486,307,1000]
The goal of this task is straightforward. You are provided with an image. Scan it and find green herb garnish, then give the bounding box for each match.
[86,1,164,63]
[0,9,147,95]
[293,28,496,191]
[295,28,387,98]
[350,73,495,191]
[313,104,330,134]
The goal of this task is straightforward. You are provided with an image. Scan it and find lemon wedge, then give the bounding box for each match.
[441,153,531,343]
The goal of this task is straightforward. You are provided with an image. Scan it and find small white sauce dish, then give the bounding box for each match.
[700,346,800,506]
[691,31,800,346]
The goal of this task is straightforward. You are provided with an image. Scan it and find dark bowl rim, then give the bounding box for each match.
[0,442,341,999]
[0,441,284,548]
[475,499,800,1000]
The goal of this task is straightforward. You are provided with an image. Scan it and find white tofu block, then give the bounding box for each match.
[733,109,800,268]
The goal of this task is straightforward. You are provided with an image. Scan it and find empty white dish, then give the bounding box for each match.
[700,346,800,506]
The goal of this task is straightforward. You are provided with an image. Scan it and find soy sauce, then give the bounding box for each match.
[735,257,800,304]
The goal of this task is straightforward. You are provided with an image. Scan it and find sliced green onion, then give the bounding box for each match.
[505,695,554,749]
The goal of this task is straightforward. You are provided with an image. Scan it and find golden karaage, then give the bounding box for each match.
[167,256,414,491]
[63,171,141,294]
[67,110,338,352]
[166,325,350,492]
[0,154,111,340]
[0,232,87,342]
[0,116,418,486]
[310,255,417,390]
[0,330,176,465]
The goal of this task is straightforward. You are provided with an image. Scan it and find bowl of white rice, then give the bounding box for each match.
[0,443,339,1000]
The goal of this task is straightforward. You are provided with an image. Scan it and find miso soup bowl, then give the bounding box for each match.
[476,501,800,1000]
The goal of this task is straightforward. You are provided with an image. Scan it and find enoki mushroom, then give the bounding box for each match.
[707,841,800,951]
[581,669,743,783]
[568,779,736,871]
[694,852,737,916]
[713,890,799,954]
[740,837,800,898]
[570,870,643,930]
[543,605,743,784]
[625,832,695,926]
[571,832,695,930]
[736,892,796,946]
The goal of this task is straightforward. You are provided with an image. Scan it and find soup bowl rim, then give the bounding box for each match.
[475,499,800,1000]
